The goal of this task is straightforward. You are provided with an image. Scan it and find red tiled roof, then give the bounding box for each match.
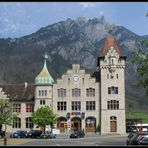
[0,83,35,101]
[101,35,121,56]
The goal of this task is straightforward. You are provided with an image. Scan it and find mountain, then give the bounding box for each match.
[0,16,147,113]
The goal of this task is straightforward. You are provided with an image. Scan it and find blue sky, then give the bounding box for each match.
[0,2,148,38]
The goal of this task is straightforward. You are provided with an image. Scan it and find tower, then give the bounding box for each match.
[98,35,126,134]
[34,54,54,111]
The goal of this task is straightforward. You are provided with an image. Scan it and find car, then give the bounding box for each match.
[40,131,56,139]
[139,136,148,145]
[126,132,137,145]
[27,130,42,138]
[0,131,5,138]
[10,130,28,138]
[70,130,85,138]
[127,132,148,145]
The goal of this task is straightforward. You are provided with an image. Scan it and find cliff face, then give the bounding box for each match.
[0,17,147,109]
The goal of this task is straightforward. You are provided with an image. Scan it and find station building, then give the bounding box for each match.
[1,34,126,134]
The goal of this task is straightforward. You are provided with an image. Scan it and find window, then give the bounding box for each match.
[13,117,21,128]
[83,78,84,84]
[86,88,95,97]
[42,90,44,96]
[26,104,34,112]
[13,104,21,112]
[39,90,47,96]
[116,74,118,79]
[45,90,47,96]
[108,86,118,94]
[72,88,81,97]
[57,102,67,111]
[86,117,96,128]
[58,88,66,97]
[107,74,109,79]
[112,59,114,65]
[107,100,119,110]
[39,90,41,96]
[108,87,111,94]
[40,100,45,105]
[72,101,81,111]
[86,101,95,110]
[26,117,34,129]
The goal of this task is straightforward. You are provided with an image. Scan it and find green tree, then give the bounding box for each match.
[0,98,13,132]
[131,47,148,95]
[32,106,57,132]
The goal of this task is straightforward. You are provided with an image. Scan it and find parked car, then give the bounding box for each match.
[10,130,28,138]
[127,132,148,145]
[126,132,137,145]
[0,131,5,138]
[70,130,85,138]
[139,136,148,145]
[40,131,56,139]
[27,130,42,138]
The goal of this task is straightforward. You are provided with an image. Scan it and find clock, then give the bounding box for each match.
[73,75,79,82]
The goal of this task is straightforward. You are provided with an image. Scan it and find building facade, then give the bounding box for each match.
[1,34,126,134]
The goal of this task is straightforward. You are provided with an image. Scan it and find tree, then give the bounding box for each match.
[131,47,148,95]
[32,106,57,132]
[0,98,13,132]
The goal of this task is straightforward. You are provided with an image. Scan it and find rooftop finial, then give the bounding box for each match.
[44,53,48,59]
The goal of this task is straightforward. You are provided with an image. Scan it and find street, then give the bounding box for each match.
[0,133,128,146]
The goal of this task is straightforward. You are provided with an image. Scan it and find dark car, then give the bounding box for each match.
[126,132,137,145]
[27,130,42,138]
[40,131,56,139]
[10,130,28,138]
[139,136,148,145]
[127,132,148,145]
[70,130,85,138]
[0,131,5,138]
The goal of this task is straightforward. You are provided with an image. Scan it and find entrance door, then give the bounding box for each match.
[71,117,81,131]
[110,116,117,132]
[74,122,79,130]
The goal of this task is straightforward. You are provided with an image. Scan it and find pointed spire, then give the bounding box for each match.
[35,53,54,85]
[101,34,121,56]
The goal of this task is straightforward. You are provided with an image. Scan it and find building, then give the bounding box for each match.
[0,34,126,134]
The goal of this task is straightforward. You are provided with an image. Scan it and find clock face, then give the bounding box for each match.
[73,75,79,82]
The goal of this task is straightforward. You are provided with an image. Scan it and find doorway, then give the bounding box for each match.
[71,117,81,131]
[110,116,117,132]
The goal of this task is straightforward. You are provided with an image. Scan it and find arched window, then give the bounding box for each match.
[85,116,96,132]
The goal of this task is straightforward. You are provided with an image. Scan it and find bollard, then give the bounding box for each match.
[4,135,7,146]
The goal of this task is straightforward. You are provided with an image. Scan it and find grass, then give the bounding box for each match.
[125,91,148,123]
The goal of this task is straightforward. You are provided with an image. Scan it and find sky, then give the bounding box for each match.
[0,2,148,38]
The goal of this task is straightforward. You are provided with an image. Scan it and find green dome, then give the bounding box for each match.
[35,59,54,85]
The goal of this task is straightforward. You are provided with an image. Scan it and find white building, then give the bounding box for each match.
[1,34,126,134]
